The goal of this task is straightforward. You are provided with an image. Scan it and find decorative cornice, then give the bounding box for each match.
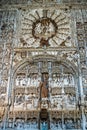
[14,47,77,52]
[0,3,87,10]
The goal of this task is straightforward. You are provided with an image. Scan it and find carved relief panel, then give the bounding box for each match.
[0,10,17,43]
[20,9,73,47]
[75,10,87,67]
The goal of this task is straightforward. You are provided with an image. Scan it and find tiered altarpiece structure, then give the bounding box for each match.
[0,0,87,130]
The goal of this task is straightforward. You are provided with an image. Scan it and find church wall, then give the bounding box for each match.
[0,1,87,129]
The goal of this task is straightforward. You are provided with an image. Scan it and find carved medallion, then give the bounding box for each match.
[21,9,71,47]
[32,17,57,46]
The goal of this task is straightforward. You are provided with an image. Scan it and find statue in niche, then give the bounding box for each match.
[39,73,49,99]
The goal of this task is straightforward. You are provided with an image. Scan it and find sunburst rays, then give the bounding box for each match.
[21,9,71,47]
[35,11,40,19]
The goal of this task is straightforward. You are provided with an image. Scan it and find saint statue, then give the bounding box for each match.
[39,73,49,99]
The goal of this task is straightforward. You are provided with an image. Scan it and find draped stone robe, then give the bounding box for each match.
[39,81,48,98]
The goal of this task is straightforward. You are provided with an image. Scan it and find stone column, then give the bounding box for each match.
[0,42,6,85]
[48,61,52,129]
[12,87,15,128]
[62,111,64,129]
[38,61,42,101]
[3,37,14,130]
[38,112,40,130]
[48,61,52,99]
[38,61,42,129]
[77,54,86,130]
[75,75,80,107]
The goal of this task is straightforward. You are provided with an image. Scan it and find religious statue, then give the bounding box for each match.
[39,74,48,99]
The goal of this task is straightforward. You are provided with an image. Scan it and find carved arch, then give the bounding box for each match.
[13,57,33,77]
[13,55,78,79]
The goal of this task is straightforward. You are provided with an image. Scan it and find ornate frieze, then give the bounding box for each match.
[0,0,86,5]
